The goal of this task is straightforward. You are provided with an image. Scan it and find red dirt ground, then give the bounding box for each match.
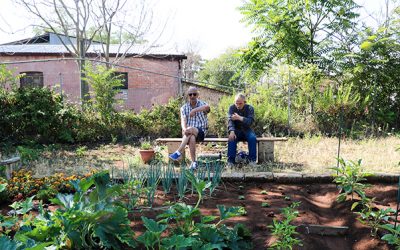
[130,182,399,250]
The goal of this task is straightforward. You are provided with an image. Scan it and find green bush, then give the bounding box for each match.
[0,87,78,144]
[209,95,233,137]
[136,97,182,138]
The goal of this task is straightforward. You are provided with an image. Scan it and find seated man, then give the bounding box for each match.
[169,87,210,170]
[227,93,257,167]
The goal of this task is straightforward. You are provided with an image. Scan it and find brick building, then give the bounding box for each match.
[0,32,187,112]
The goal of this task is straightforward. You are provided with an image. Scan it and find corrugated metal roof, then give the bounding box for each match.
[0,44,186,58]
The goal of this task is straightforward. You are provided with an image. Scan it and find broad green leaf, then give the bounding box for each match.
[218,205,246,220]
[0,183,7,192]
[137,231,158,248]
[201,215,218,224]
[0,236,19,250]
[50,193,74,208]
[161,235,195,249]
[25,242,54,250]
[141,216,167,233]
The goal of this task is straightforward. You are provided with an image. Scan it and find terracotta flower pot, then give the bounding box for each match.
[139,149,155,163]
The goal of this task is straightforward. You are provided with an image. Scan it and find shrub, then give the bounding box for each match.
[138,97,182,138]
[209,95,233,136]
[0,87,78,144]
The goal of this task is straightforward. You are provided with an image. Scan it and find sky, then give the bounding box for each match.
[0,0,394,60]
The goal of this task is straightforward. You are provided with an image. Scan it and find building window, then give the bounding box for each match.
[20,71,44,88]
[112,72,128,90]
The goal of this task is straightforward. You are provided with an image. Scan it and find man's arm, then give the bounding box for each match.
[241,105,255,126]
[189,102,210,117]
[192,104,210,113]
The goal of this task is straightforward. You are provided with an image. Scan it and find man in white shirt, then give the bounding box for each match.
[169,87,210,170]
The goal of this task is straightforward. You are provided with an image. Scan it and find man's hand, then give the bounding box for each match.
[189,110,196,117]
[228,131,236,141]
[231,113,243,121]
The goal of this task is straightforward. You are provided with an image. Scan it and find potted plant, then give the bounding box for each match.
[139,141,155,164]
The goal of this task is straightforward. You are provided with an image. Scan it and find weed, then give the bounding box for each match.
[262,202,270,207]
[268,202,302,249]
[75,145,88,157]
[352,197,395,237]
[380,224,400,248]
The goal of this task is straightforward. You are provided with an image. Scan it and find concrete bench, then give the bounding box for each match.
[0,156,21,180]
[156,137,288,164]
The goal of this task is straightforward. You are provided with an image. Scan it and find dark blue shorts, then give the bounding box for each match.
[196,127,205,142]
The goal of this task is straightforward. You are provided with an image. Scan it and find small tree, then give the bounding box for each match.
[84,64,123,122]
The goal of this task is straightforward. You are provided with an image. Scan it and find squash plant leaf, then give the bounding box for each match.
[50,193,74,209]
[93,206,136,248]
[0,236,19,250]
[141,216,167,233]
[161,235,195,249]
[201,215,218,224]
[218,205,246,220]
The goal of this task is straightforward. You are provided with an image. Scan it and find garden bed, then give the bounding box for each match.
[0,168,398,249]
[131,182,398,249]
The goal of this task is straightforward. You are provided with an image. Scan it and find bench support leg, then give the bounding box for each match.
[258,141,274,164]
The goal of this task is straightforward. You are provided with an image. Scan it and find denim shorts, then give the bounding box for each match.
[196,127,205,142]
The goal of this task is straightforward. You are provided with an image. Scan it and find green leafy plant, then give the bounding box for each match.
[137,216,168,249]
[262,202,270,207]
[0,182,7,192]
[140,141,153,150]
[75,145,88,157]
[380,224,400,248]
[1,171,137,249]
[161,163,175,194]
[208,160,224,196]
[84,64,124,123]
[352,197,395,237]
[145,165,161,207]
[176,169,188,200]
[17,146,41,163]
[9,196,35,215]
[150,170,252,249]
[331,158,372,202]
[36,188,58,203]
[268,202,302,250]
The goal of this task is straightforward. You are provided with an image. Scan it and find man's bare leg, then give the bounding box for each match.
[169,127,199,161]
[176,134,190,153]
[188,135,196,162]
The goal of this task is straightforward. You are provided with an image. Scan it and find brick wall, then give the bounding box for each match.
[0,55,182,111]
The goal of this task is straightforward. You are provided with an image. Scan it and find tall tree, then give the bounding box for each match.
[239,0,360,70]
[198,48,243,90]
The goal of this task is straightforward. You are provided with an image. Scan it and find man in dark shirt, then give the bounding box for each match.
[227,93,256,167]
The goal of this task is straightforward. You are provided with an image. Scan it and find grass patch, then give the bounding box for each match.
[2,136,399,176]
